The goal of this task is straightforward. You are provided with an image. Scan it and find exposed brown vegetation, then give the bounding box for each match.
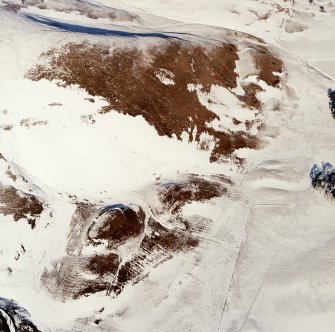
[40,255,111,300]
[88,207,145,249]
[43,178,224,299]
[48,102,63,107]
[0,185,44,228]
[73,282,110,299]
[146,218,199,252]
[27,41,282,161]
[110,216,200,294]
[253,50,283,87]
[20,118,48,128]
[239,82,264,109]
[160,177,228,214]
[87,253,119,277]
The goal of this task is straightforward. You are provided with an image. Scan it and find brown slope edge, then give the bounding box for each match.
[27,41,282,161]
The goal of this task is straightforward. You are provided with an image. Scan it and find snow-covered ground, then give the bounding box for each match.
[0,0,335,331]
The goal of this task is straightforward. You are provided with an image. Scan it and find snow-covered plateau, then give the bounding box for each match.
[0,0,335,331]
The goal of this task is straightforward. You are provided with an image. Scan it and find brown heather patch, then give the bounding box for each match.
[25,41,283,160]
[146,218,199,252]
[109,218,200,295]
[239,82,264,109]
[42,177,229,299]
[44,190,206,298]
[40,255,112,300]
[0,185,44,228]
[73,282,110,300]
[253,50,283,87]
[88,207,145,249]
[208,130,259,162]
[159,177,229,214]
[87,253,119,277]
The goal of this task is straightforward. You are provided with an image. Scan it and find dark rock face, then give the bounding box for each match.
[0,297,41,332]
[310,162,335,198]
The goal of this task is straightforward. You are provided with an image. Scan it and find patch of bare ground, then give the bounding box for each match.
[253,49,283,87]
[40,255,114,300]
[20,118,48,128]
[42,176,228,299]
[5,166,17,182]
[106,177,230,294]
[159,177,229,214]
[0,124,13,131]
[239,83,264,109]
[109,218,200,295]
[87,253,119,277]
[88,206,145,249]
[27,41,282,161]
[48,102,63,107]
[80,114,96,124]
[0,185,44,228]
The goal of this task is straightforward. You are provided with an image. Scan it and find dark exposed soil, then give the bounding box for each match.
[0,185,44,228]
[146,218,199,252]
[87,253,119,277]
[42,175,232,299]
[160,177,227,214]
[111,218,199,294]
[253,49,283,87]
[239,82,264,109]
[88,207,145,248]
[27,41,282,160]
[73,282,110,299]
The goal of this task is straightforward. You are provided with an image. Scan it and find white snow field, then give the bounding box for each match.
[0,0,335,331]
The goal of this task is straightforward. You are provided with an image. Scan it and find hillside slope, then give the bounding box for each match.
[0,0,334,331]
